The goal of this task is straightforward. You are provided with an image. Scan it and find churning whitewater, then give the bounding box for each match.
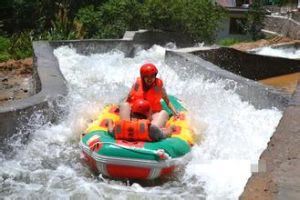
[255,46,300,59]
[0,45,282,200]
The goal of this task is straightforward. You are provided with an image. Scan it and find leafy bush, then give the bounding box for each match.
[0,36,11,61]
[75,5,102,39]
[244,0,265,40]
[96,0,143,38]
[0,53,10,62]
[0,33,33,61]
[139,0,226,43]
[217,38,247,46]
[38,2,77,41]
[0,36,10,52]
[9,32,33,60]
[75,0,226,42]
[180,0,226,43]
[141,0,183,31]
[2,0,227,45]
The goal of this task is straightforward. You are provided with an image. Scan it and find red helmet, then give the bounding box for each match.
[131,99,151,116]
[140,63,158,77]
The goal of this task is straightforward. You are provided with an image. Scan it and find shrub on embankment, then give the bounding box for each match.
[0,33,32,61]
[0,0,226,61]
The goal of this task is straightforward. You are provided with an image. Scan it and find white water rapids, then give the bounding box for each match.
[0,45,282,200]
[254,46,300,59]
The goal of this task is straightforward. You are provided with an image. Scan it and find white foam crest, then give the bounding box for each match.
[255,46,300,59]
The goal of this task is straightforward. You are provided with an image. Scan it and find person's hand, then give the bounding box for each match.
[106,119,114,132]
[172,110,179,118]
[170,125,177,132]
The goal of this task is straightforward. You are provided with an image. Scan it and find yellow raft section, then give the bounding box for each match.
[84,104,196,146]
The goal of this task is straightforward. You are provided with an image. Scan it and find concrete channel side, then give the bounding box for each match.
[240,81,300,200]
[50,39,134,56]
[192,47,300,80]
[0,41,68,139]
[165,50,290,110]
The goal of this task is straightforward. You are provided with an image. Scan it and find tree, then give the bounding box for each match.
[246,0,265,40]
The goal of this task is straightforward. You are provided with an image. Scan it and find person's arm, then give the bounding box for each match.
[126,81,138,102]
[106,119,114,136]
[149,124,176,141]
[125,84,134,102]
[162,87,179,117]
[148,125,169,141]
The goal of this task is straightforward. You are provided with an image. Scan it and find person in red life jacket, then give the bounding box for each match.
[120,63,178,128]
[107,99,175,141]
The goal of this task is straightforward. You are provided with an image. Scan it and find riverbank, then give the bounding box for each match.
[0,58,33,105]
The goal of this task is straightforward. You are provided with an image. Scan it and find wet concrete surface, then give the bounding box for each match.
[259,73,300,94]
[240,81,300,200]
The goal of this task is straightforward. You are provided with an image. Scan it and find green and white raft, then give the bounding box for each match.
[79,96,196,180]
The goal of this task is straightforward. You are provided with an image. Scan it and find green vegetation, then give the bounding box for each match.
[9,32,33,60]
[217,38,249,46]
[245,0,265,40]
[3,0,269,61]
[0,32,32,61]
[0,36,10,61]
[74,0,226,42]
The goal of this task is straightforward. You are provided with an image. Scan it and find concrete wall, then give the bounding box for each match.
[165,50,290,110]
[192,47,300,80]
[124,29,195,49]
[0,42,68,139]
[264,15,300,39]
[50,39,134,56]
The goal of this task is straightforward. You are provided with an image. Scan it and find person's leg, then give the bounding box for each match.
[119,102,131,120]
[151,110,169,128]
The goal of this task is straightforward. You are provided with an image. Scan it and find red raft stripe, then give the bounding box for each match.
[160,166,175,176]
[83,152,98,173]
[106,164,150,179]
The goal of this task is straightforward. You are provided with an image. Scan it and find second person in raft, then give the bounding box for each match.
[120,63,178,128]
[108,99,175,141]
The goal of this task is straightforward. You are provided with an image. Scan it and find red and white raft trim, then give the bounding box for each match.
[79,141,191,180]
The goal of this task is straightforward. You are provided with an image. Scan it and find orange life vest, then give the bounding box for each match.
[113,119,153,141]
[127,77,163,112]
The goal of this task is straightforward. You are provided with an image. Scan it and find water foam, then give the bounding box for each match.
[255,46,300,59]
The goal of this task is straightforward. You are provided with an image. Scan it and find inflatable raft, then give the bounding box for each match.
[80,96,195,180]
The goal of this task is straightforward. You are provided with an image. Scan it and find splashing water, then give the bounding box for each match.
[254,46,300,59]
[0,45,282,200]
